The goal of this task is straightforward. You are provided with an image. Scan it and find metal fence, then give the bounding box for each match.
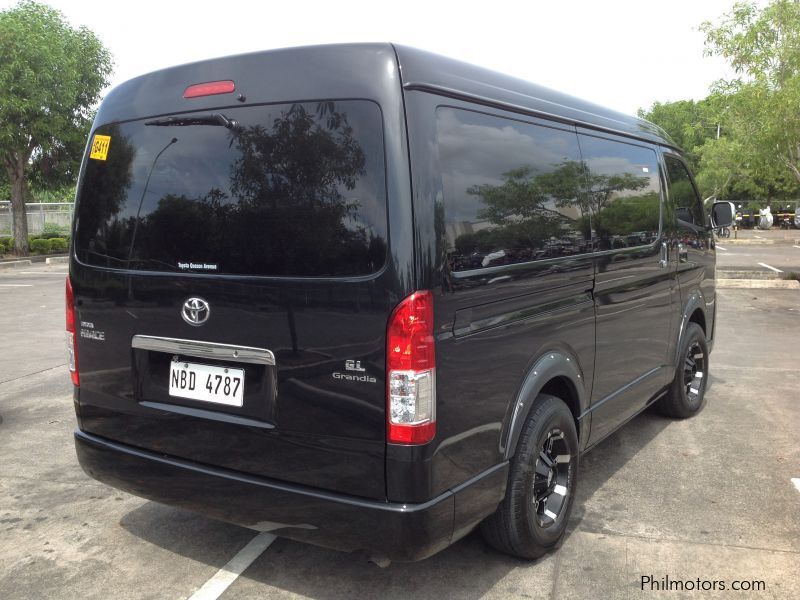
[0,201,74,238]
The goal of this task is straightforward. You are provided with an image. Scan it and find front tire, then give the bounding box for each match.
[658,322,709,418]
[481,394,578,559]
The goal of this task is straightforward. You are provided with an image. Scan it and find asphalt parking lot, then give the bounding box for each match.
[715,228,800,275]
[1,251,798,599]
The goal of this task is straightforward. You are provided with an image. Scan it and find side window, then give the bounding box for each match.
[665,156,704,229]
[437,108,590,272]
[577,135,661,250]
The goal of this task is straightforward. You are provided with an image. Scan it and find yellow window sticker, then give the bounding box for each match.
[90,134,111,161]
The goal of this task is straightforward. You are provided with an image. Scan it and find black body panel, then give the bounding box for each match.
[72,44,414,500]
[397,91,596,502]
[75,430,508,562]
[393,44,675,148]
[73,272,394,498]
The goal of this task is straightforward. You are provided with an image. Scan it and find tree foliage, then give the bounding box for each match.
[701,0,800,83]
[699,0,800,199]
[0,1,112,254]
[638,1,800,203]
[637,99,715,173]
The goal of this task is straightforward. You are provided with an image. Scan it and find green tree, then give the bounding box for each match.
[0,169,8,201]
[637,99,716,173]
[0,1,112,255]
[700,0,800,197]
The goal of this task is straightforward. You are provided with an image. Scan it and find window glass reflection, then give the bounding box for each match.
[438,108,590,272]
[577,135,661,250]
[75,101,387,277]
[665,156,704,229]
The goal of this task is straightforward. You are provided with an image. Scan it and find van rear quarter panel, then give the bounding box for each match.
[397,91,595,502]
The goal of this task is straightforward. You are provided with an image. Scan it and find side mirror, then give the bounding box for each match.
[710,201,735,228]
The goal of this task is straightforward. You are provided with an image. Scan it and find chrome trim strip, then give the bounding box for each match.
[132,335,275,366]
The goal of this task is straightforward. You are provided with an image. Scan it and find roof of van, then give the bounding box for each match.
[392,44,676,149]
[94,42,676,149]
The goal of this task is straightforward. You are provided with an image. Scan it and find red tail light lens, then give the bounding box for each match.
[66,277,79,386]
[387,291,436,444]
[183,80,235,99]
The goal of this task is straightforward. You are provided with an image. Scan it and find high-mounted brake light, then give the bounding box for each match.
[387,290,436,444]
[183,80,235,99]
[66,277,79,386]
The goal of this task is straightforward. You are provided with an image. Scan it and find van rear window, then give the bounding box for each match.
[74,100,387,277]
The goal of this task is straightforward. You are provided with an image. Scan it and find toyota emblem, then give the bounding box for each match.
[181,297,210,326]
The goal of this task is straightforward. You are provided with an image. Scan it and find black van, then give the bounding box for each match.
[69,43,734,563]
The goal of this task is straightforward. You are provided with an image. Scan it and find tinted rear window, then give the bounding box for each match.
[75,100,387,277]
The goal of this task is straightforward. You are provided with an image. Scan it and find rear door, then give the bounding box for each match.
[72,99,397,499]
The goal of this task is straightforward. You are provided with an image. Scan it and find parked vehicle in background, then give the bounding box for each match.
[777,205,794,229]
[68,43,734,563]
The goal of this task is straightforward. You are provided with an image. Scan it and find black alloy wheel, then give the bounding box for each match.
[658,322,709,418]
[532,429,571,527]
[481,394,578,559]
[683,340,706,408]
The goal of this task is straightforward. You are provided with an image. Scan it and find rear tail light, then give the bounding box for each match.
[386,290,436,444]
[66,277,79,386]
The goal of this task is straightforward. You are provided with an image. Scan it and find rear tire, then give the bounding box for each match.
[481,394,578,559]
[657,323,709,418]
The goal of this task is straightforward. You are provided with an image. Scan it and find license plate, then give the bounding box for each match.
[169,361,244,407]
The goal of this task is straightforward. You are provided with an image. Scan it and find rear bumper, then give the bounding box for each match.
[74,429,507,562]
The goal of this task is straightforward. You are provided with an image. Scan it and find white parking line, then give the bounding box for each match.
[17,271,66,275]
[792,478,800,493]
[187,532,275,600]
[793,245,800,249]
[757,262,784,273]
[716,245,727,251]
[0,284,33,287]
[754,235,764,239]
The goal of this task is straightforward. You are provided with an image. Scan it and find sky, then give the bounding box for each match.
[1,0,768,116]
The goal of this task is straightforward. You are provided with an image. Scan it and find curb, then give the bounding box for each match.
[717,279,800,289]
[0,259,32,270]
[45,256,69,265]
[719,239,774,245]
[716,270,778,280]
[0,253,68,265]
[718,237,800,245]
